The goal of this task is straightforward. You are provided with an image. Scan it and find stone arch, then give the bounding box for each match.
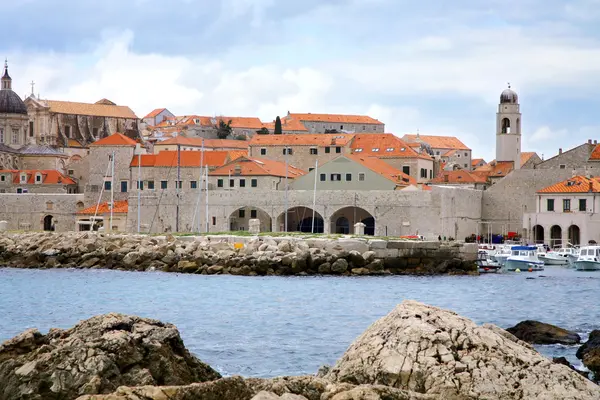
[335,216,350,234]
[43,215,54,231]
[277,206,324,233]
[228,206,272,233]
[501,118,511,134]
[550,225,562,248]
[568,225,580,246]
[329,206,375,236]
[76,201,85,211]
[532,225,544,244]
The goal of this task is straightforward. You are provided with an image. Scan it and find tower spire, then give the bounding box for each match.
[1,58,12,90]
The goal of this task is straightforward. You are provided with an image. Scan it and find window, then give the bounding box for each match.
[563,199,571,212]
[310,148,318,155]
[372,148,380,152]
[402,166,410,176]
[0,175,4,182]
[547,199,555,211]
[464,152,468,157]
[29,121,34,138]
[436,151,440,155]
[239,209,245,218]
[12,129,18,144]
[464,164,468,168]
[16,188,22,194]
[120,181,128,192]
[457,154,461,158]
[190,181,197,189]
[35,174,42,183]
[240,179,246,187]
[362,125,366,131]
[147,180,155,190]
[579,199,587,212]
[260,148,266,155]
[212,216,216,225]
[175,180,182,189]
[386,148,394,152]
[335,146,341,153]
[137,180,144,190]
[331,173,342,181]
[282,148,293,155]
[251,179,258,187]
[250,210,257,219]
[0,128,3,143]
[229,179,234,187]
[20,174,26,183]
[346,173,352,181]
[68,169,74,175]
[420,168,426,178]
[340,125,343,130]
[429,170,433,179]
[359,173,365,181]
[64,126,71,138]
[104,181,111,191]
[559,164,566,169]
[325,147,331,154]
[320,173,326,181]
[309,168,314,172]
[354,148,363,153]
[217,179,224,188]
[161,180,168,189]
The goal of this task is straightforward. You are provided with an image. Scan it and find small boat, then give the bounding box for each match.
[504,246,544,272]
[476,251,502,273]
[538,249,569,266]
[492,245,512,267]
[574,246,600,271]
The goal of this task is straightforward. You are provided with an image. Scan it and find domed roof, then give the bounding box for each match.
[0,90,28,115]
[500,85,518,104]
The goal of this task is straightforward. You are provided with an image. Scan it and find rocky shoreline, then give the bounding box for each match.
[0,232,478,276]
[1,301,598,400]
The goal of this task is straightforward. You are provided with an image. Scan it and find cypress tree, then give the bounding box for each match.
[274,116,282,135]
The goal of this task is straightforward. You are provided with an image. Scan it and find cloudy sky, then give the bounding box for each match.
[3,0,600,161]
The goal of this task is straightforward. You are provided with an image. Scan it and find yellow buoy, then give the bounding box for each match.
[234,242,244,249]
[515,268,521,273]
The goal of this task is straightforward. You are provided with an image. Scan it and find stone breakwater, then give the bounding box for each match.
[1,301,598,400]
[0,232,478,276]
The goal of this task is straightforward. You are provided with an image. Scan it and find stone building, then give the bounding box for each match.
[149,115,264,140]
[429,170,488,190]
[76,200,128,232]
[153,137,248,153]
[142,108,174,127]
[496,85,522,169]
[276,112,385,134]
[402,134,472,171]
[0,169,77,194]
[25,96,139,147]
[0,61,29,163]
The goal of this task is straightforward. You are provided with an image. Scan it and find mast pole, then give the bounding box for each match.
[311,159,318,233]
[109,151,115,232]
[176,143,180,232]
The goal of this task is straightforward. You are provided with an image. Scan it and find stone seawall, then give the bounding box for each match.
[0,232,478,276]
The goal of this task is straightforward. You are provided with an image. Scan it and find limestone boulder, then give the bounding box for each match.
[506,320,581,345]
[0,313,220,400]
[324,300,600,400]
[577,329,600,381]
[331,259,349,274]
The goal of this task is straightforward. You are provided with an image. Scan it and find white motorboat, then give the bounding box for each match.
[492,245,512,267]
[538,249,569,266]
[476,251,502,273]
[574,246,600,271]
[504,246,544,272]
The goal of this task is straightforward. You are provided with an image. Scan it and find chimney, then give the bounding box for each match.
[444,174,449,183]
[589,181,593,192]
[559,148,563,155]
[234,165,242,175]
[589,139,593,144]
[595,140,598,145]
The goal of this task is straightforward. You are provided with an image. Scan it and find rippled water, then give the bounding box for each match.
[1,267,598,377]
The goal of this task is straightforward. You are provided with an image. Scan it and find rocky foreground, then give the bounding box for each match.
[1,301,598,400]
[0,232,477,276]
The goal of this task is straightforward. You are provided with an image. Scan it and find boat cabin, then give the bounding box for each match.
[510,246,537,257]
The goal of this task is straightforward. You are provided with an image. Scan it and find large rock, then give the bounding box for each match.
[324,300,599,400]
[577,329,600,381]
[0,313,220,400]
[506,320,581,345]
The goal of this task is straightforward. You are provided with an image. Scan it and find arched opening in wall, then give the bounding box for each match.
[43,215,54,231]
[501,118,511,134]
[550,225,562,248]
[329,207,375,236]
[228,207,272,233]
[568,225,580,246]
[277,207,324,233]
[335,217,350,234]
[532,225,544,244]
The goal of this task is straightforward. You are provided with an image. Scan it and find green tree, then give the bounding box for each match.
[216,119,233,139]
[234,134,247,141]
[274,116,282,135]
[256,127,270,135]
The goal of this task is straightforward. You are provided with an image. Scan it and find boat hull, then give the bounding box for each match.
[574,261,600,271]
[539,255,569,266]
[504,259,544,271]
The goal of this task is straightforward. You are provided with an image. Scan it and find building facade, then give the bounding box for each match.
[282,112,385,134]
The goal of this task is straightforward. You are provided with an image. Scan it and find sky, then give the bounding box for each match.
[3,0,600,161]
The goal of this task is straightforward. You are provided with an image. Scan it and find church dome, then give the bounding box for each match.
[500,86,518,104]
[0,90,27,115]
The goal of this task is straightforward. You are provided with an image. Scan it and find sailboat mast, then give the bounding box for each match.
[109,151,115,232]
[197,139,204,232]
[176,143,181,232]
[205,165,209,232]
[311,159,318,233]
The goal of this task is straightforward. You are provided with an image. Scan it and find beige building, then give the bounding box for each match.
[150,115,264,140]
[153,136,248,153]
[25,96,139,147]
[279,112,385,134]
[0,62,29,158]
[0,169,77,194]
[402,133,472,171]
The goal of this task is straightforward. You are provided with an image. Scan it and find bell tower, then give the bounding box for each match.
[496,84,522,169]
[1,59,12,90]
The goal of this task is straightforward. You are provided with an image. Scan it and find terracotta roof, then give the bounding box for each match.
[403,134,470,150]
[443,149,457,157]
[130,150,231,168]
[474,160,514,178]
[345,154,416,186]
[46,100,137,119]
[143,108,167,119]
[350,134,431,160]
[589,144,600,160]
[90,133,138,147]
[219,117,264,130]
[520,152,537,166]
[66,139,86,148]
[538,175,600,193]
[209,157,306,178]
[430,170,488,185]
[288,113,383,125]
[0,169,76,185]
[263,118,308,132]
[248,133,355,147]
[471,158,485,167]
[228,150,248,160]
[155,137,248,149]
[78,200,128,215]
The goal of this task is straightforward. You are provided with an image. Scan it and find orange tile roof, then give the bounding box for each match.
[90,133,138,147]
[218,116,264,130]
[155,137,248,149]
[78,200,128,215]
[248,133,355,147]
[474,160,514,178]
[228,150,248,160]
[0,169,76,185]
[443,149,457,157]
[345,154,416,186]
[430,170,488,185]
[403,134,470,150]
[288,113,383,125]
[130,150,231,168]
[538,175,600,193]
[589,144,600,160]
[209,157,306,178]
[143,108,167,119]
[471,158,485,167]
[263,118,308,132]
[66,139,86,148]
[350,134,431,159]
[46,100,137,119]
[520,152,537,166]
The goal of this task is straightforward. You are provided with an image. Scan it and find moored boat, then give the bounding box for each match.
[504,246,544,272]
[574,246,600,271]
[476,251,502,273]
[538,249,569,266]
